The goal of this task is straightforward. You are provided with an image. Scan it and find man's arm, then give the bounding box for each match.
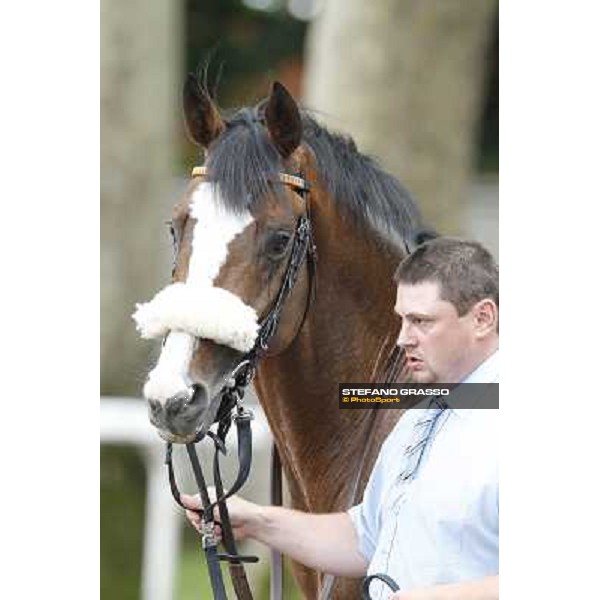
[182,493,368,577]
[391,575,498,600]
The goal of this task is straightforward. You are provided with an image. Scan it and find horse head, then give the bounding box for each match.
[133,76,316,443]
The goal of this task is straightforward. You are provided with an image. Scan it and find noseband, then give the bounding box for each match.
[165,165,317,600]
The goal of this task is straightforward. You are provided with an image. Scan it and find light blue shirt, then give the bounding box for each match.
[348,351,499,598]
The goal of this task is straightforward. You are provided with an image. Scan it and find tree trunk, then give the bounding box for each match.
[304,0,496,235]
[101,0,182,395]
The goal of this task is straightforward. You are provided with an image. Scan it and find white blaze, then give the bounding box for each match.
[187,184,253,284]
[133,182,257,404]
[143,332,194,401]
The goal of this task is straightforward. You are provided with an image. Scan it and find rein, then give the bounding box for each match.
[164,165,316,600]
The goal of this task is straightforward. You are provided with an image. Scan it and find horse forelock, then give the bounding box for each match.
[205,108,285,214]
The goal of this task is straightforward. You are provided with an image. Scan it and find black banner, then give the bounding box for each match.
[338,383,499,410]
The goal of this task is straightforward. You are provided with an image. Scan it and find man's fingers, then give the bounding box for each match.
[180,493,201,510]
[184,511,223,541]
[185,509,202,535]
[186,509,201,525]
[181,490,228,541]
[181,490,220,508]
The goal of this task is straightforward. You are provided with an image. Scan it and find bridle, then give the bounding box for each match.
[164,165,317,600]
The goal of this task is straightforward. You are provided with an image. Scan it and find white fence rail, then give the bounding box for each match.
[100,396,272,600]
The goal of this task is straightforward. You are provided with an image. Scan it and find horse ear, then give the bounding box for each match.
[265,81,302,158]
[183,73,225,147]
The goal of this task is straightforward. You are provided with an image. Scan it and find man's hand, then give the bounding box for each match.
[181,489,368,577]
[181,490,262,541]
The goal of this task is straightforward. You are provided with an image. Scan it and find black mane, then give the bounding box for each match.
[204,104,425,244]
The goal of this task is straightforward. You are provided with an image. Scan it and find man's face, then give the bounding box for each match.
[394,281,479,384]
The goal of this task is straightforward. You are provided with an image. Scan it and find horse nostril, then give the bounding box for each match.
[148,399,161,417]
[164,388,198,416]
[162,385,209,432]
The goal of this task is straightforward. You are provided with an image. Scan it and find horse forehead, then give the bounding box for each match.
[187,182,254,283]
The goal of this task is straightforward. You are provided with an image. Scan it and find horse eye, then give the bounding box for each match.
[166,221,177,248]
[266,230,292,259]
[166,221,178,278]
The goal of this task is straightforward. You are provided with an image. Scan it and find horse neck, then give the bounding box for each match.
[254,198,406,512]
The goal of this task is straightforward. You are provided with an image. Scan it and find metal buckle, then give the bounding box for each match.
[224,359,251,389]
[200,520,218,549]
[234,405,254,422]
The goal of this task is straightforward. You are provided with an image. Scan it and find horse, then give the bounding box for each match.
[133,75,429,599]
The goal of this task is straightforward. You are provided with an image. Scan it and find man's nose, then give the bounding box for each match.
[396,321,415,348]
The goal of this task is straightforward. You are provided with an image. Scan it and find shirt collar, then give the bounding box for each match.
[447,350,499,417]
[461,350,499,384]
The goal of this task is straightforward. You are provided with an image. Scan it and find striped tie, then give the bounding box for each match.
[399,396,448,481]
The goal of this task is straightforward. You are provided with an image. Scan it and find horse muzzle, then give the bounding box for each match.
[146,384,213,443]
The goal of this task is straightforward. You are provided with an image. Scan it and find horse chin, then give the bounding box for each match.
[156,429,199,445]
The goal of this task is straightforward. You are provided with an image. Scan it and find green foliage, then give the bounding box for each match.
[186,0,306,106]
[183,1,497,173]
[477,10,498,173]
[101,446,146,600]
[180,1,307,169]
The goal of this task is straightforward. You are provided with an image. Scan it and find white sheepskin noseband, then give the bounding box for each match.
[132,282,259,353]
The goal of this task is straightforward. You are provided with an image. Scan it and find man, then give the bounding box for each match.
[183,237,499,600]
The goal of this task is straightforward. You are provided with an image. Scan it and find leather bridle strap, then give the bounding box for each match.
[254,215,315,354]
[185,443,228,600]
[164,405,255,514]
[192,165,310,194]
[165,408,258,600]
[270,445,284,600]
[213,423,256,600]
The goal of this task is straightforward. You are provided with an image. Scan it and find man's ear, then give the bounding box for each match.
[471,299,498,337]
[182,73,225,147]
[264,81,302,158]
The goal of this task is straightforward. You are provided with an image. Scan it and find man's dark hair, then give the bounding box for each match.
[394,237,499,316]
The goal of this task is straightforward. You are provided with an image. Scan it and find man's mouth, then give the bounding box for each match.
[406,355,425,370]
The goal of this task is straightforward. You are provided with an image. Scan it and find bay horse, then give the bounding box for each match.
[133,76,428,599]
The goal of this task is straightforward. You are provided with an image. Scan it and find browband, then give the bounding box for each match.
[191,166,309,193]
